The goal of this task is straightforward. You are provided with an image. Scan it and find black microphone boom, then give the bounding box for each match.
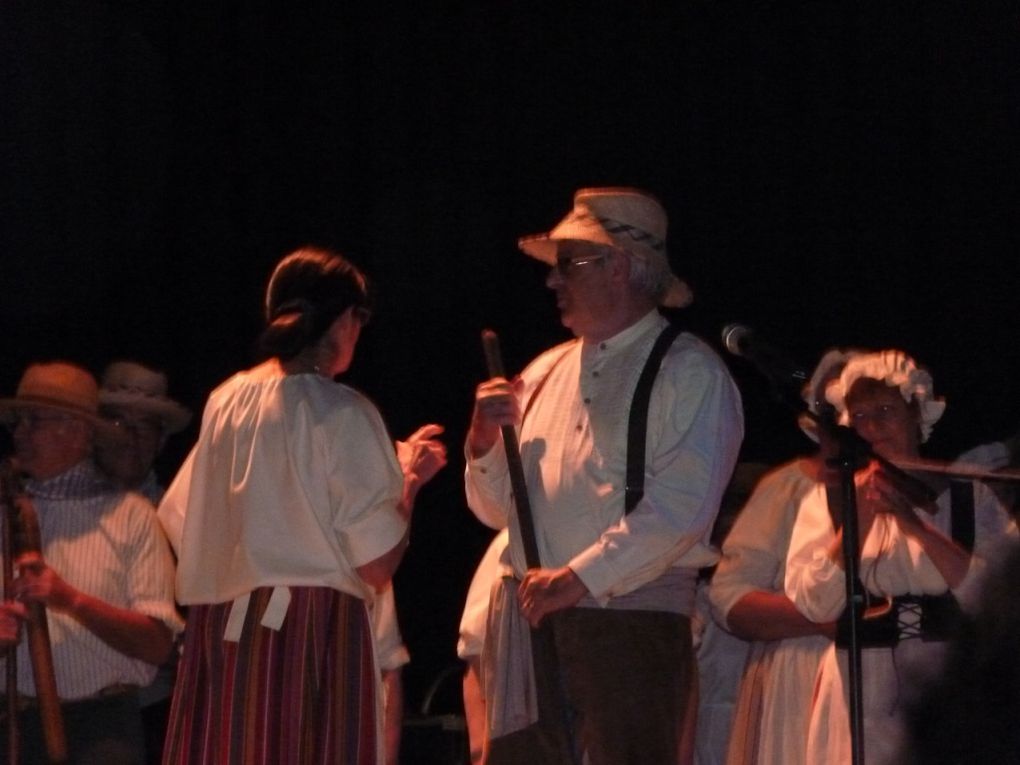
[721,324,809,386]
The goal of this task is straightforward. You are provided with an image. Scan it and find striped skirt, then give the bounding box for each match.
[163,586,378,765]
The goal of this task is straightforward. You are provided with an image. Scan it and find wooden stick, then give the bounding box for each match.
[481,330,543,570]
[480,329,576,763]
[892,456,1020,483]
[7,480,67,764]
[2,464,20,765]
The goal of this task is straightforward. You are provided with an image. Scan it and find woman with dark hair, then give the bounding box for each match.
[158,247,446,764]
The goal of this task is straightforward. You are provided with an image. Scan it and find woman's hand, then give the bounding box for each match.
[858,464,926,536]
[830,461,915,564]
[396,424,448,517]
[397,424,448,487]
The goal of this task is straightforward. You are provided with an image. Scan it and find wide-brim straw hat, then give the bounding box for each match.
[517,187,693,308]
[99,361,192,434]
[0,362,125,442]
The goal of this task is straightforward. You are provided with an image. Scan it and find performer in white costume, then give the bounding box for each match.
[785,350,1017,764]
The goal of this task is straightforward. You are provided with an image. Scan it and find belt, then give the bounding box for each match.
[12,683,140,711]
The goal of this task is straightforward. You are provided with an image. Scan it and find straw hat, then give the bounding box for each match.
[0,362,123,440]
[99,361,192,434]
[518,187,693,308]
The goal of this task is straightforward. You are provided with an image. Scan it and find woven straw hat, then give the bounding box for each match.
[518,187,693,307]
[0,362,123,441]
[99,361,192,434]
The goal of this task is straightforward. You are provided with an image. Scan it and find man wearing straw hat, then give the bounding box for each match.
[465,188,744,764]
[94,360,192,504]
[90,360,193,763]
[0,361,183,763]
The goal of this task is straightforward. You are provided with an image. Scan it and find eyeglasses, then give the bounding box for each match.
[552,253,608,278]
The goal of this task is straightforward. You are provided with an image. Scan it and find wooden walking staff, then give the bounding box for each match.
[3,464,20,765]
[481,330,577,765]
[1,462,67,764]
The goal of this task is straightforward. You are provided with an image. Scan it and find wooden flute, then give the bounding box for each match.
[1,462,67,764]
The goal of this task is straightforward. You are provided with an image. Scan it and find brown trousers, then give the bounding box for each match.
[488,608,694,765]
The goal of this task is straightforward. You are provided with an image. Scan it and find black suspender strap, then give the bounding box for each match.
[625,322,685,514]
[949,479,976,553]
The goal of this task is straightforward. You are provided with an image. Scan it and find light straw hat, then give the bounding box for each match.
[518,187,693,308]
[0,361,123,441]
[99,361,192,434]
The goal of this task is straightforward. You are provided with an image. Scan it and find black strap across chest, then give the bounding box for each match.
[625,322,684,514]
[520,321,684,517]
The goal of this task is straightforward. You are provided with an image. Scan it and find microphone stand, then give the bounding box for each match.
[824,421,869,765]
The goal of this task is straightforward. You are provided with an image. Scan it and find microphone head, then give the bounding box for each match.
[721,324,751,357]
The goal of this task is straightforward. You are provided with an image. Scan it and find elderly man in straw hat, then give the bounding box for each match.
[0,361,183,763]
[91,360,192,763]
[465,188,744,764]
[94,361,192,504]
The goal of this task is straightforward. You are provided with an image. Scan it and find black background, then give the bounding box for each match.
[2,1,1018,714]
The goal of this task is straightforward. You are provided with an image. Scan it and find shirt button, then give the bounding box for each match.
[583,397,591,404]
[592,371,600,378]
[600,343,607,350]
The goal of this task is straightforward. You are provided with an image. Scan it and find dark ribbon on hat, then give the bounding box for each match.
[597,216,666,253]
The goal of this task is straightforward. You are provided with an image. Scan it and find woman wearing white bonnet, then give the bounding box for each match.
[785,348,1018,764]
[825,349,946,444]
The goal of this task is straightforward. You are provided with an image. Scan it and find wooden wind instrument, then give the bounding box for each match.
[1,462,67,764]
[3,463,20,765]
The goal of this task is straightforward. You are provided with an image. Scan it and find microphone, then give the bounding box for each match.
[721,324,809,386]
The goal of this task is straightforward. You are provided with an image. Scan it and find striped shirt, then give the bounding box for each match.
[2,460,183,700]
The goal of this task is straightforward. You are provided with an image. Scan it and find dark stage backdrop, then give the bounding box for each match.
[2,1,1018,715]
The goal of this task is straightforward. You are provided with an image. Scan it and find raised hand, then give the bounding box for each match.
[467,377,524,458]
[397,424,448,487]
